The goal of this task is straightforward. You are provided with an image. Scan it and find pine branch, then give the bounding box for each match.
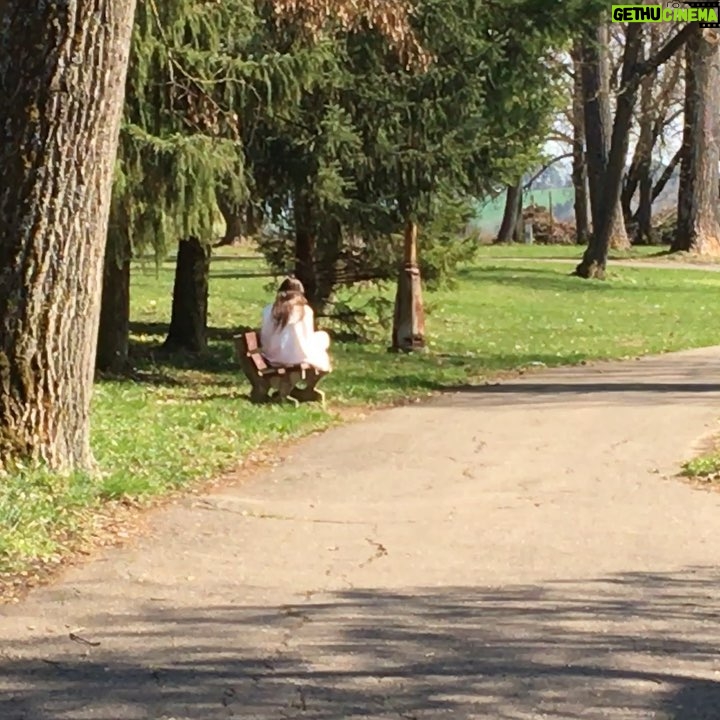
[146,0,240,140]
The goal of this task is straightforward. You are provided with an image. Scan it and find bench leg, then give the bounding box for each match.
[290,385,325,406]
[289,373,326,406]
[270,374,300,406]
[249,379,271,403]
[271,390,300,407]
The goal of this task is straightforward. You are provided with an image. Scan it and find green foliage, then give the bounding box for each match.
[4,246,720,579]
[682,453,720,480]
[417,196,478,290]
[113,0,246,257]
[112,0,339,260]
[255,192,476,310]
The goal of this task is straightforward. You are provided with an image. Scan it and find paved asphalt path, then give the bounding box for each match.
[3,347,720,719]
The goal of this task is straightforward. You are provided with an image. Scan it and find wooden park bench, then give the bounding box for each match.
[233,328,327,406]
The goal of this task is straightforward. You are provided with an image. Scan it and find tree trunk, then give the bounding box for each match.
[0,1,137,472]
[163,238,211,353]
[96,231,131,373]
[581,25,610,241]
[315,217,342,311]
[601,30,631,252]
[571,41,590,245]
[623,26,659,244]
[392,219,426,352]
[495,183,522,242]
[293,190,320,307]
[635,162,653,244]
[672,28,720,254]
[575,23,642,278]
[622,109,654,242]
[575,24,612,276]
[609,204,631,251]
[219,207,245,247]
[216,193,261,246]
[513,188,524,243]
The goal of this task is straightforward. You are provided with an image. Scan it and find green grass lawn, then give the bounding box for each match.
[4,248,720,581]
[681,437,720,484]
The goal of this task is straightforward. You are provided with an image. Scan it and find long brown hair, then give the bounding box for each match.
[271,277,308,328]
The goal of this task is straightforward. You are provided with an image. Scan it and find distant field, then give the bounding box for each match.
[472,187,575,235]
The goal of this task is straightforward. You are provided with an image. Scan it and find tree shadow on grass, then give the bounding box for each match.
[208,270,277,280]
[92,335,240,386]
[460,265,720,294]
[129,321,239,342]
[121,323,241,377]
[2,567,720,719]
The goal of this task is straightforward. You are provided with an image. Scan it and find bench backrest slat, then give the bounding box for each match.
[244,331,259,352]
[235,331,267,370]
[250,352,268,372]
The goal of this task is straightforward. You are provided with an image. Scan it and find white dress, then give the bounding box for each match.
[260,304,331,372]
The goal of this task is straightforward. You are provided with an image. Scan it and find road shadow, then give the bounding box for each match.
[2,567,720,718]
[434,353,720,408]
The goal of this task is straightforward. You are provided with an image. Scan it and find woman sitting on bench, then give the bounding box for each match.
[260,277,332,373]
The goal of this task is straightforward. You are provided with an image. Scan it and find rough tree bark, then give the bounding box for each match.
[600,28,631,251]
[96,231,131,373]
[0,1,137,472]
[571,41,590,244]
[631,64,657,244]
[495,183,522,243]
[575,23,615,277]
[608,196,630,250]
[392,218,426,352]
[163,238,211,353]
[672,28,720,254]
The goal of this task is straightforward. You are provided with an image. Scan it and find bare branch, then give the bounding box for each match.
[652,146,682,202]
[631,22,696,90]
[547,130,574,146]
[524,152,574,189]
